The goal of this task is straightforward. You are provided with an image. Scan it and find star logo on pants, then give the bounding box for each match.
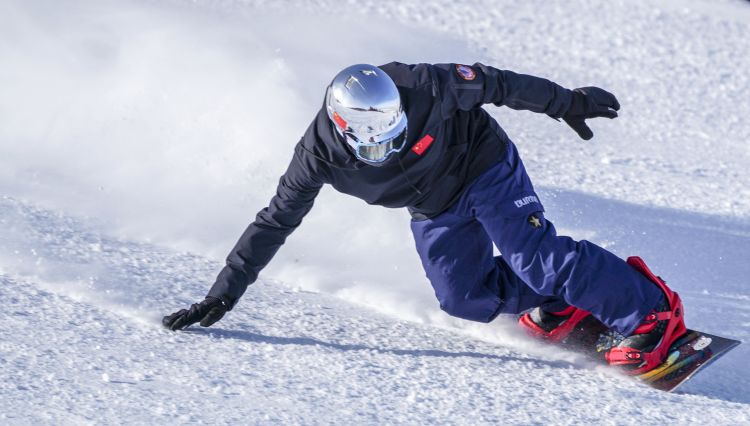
[528,214,542,228]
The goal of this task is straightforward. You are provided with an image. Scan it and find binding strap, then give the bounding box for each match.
[605,346,662,367]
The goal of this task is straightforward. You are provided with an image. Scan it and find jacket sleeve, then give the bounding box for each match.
[433,62,573,119]
[207,145,324,309]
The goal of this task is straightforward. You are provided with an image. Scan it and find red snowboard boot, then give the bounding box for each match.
[519,305,601,344]
[605,256,688,375]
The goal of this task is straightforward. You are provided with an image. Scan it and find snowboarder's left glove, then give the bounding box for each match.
[563,87,620,140]
[162,296,228,331]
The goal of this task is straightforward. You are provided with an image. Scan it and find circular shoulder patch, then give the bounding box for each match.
[455,64,476,81]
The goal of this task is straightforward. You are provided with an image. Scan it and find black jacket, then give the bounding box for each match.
[208,62,573,308]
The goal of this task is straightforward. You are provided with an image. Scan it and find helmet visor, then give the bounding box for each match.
[344,114,408,163]
[349,130,407,162]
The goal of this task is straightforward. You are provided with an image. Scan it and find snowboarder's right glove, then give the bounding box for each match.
[563,87,620,140]
[162,296,228,331]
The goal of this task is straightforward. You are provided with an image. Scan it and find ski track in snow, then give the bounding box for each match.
[2,0,750,423]
[1,196,749,424]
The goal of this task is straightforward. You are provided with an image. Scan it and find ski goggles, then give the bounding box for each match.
[343,115,408,164]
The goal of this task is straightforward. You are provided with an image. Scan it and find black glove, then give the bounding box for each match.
[162,297,228,331]
[563,87,620,140]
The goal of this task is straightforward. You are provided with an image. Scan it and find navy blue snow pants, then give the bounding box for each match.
[410,142,662,336]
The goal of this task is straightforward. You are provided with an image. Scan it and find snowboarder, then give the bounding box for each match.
[163,63,687,374]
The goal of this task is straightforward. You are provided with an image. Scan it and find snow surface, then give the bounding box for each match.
[1,0,750,423]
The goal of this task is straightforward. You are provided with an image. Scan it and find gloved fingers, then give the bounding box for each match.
[168,313,194,331]
[589,108,619,119]
[199,307,226,327]
[576,124,594,140]
[576,86,620,111]
[608,97,621,111]
[564,118,594,140]
[162,309,188,329]
[163,306,202,331]
[163,298,228,331]
[594,92,620,111]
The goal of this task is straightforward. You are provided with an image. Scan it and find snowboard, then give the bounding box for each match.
[560,318,741,392]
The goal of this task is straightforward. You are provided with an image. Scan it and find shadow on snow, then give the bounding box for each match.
[189,326,575,371]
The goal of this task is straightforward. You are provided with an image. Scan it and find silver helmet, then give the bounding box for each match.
[325,64,407,165]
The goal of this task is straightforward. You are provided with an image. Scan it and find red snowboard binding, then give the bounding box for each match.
[605,256,688,375]
[519,305,595,344]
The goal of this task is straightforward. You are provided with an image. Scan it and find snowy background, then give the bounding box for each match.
[1,0,749,424]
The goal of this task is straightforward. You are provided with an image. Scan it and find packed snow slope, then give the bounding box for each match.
[2,196,750,424]
[1,0,750,424]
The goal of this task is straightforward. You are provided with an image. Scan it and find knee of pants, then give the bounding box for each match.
[432,281,502,323]
[438,299,492,323]
[438,297,468,319]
